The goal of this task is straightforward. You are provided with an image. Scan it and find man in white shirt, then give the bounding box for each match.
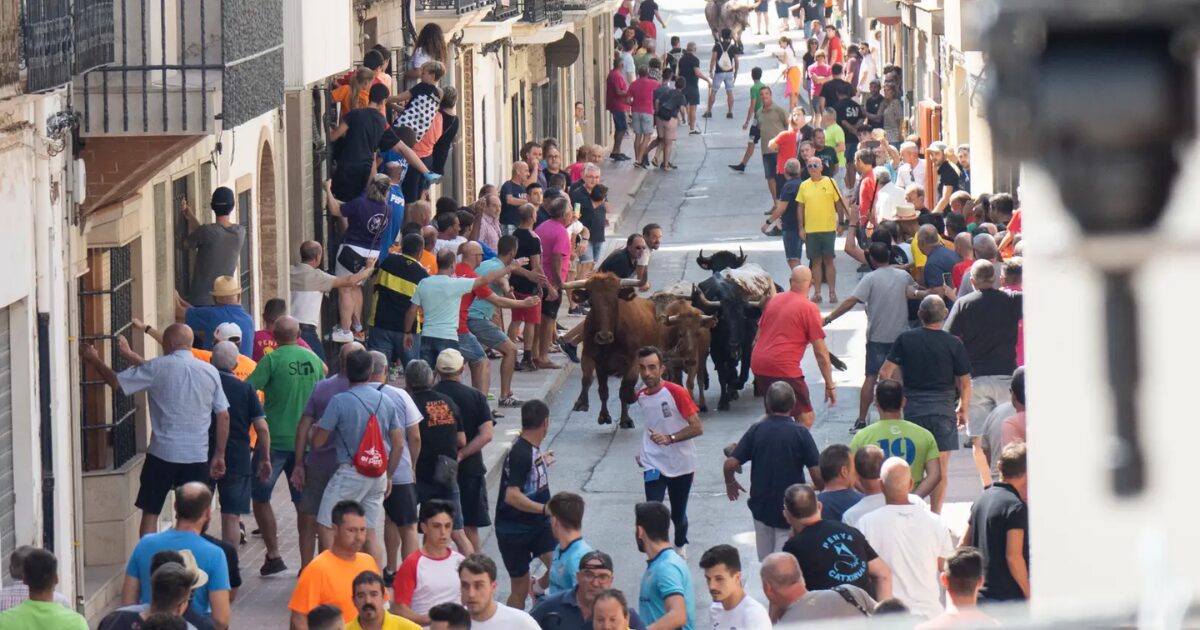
[857,43,879,92]
[842,446,926,529]
[393,500,465,626]
[857,458,955,619]
[458,554,539,629]
[873,167,907,222]
[290,241,375,360]
[895,142,927,191]
[635,347,704,555]
[702,544,771,628]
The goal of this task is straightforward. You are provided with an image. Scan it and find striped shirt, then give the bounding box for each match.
[370,254,428,332]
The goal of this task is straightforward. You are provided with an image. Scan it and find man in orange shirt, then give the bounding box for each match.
[750,266,837,428]
[290,501,386,629]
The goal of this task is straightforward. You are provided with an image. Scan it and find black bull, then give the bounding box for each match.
[693,276,762,411]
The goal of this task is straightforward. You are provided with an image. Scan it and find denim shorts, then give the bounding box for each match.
[590,240,604,262]
[215,475,252,515]
[631,112,654,134]
[909,413,960,452]
[457,331,486,363]
[865,341,893,376]
[368,326,417,367]
[467,318,510,350]
[611,110,628,132]
[715,71,735,91]
[782,230,803,261]
[420,336,459,369]
[251,449,302,504]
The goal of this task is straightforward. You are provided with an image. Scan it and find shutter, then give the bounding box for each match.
[0,308,14,582]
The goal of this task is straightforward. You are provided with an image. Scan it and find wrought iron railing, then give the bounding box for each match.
[486,0,520,21]
[419,0,494,14]
[545,0,562,25]
[561,0,600,10]
[79,245,138,472]
[23,0,73,92]
[522,0,547,22]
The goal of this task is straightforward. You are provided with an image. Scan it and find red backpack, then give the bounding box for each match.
[348,393,388,478]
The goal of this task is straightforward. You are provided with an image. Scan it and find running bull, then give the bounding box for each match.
[694,248,770,410]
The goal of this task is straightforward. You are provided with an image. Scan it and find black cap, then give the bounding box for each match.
[578,550,614,572]
[211,187,235,212]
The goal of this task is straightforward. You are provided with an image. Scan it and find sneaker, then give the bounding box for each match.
[331,326,354,343]
[486,392,496,401]
[383,568,396,586]
[689,129,701,135]
[675,545,688,559]
[634,160,645,169]
[728,163,746,172]
[351,321,363,334]
[559,340,580,363]
[239,522,246,546]
[702,111,713,119]
[260,556,288,577]
[516,358,537,372]
[726,112,734,118]
[499,396,525,408]
[850,418,867,433]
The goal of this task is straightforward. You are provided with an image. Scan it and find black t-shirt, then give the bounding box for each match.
[511,228,542,295]
[433,380,493,478]
[815,146,839,176]
[210,371,262,477]
[713,40,738,72]
[335,107,387,166]
[202,533,242,590]
[410,389,464,484]
[886,327,972,393]
[373,254,429,332]
[864,93,884,118]
[968,482,1028,602]
[598,248,638,279]
[937,161,961,193]
[819,78,853,108]
[777,177,803,233]
[666,47,683,73]
[495,437,551,533]
[499,180,527,226]
[945,288,1023,377]
[834,97,863,133]
[569,185,602,243]
[637,0,658,22]
[802,0,823,20]
[678,52,701,88]
[730,415,820,528]
[782,520,879,594]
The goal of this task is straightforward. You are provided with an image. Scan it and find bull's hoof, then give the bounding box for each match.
[573,400,589,412]
[619,418,635,429]
[718,399,731,411]
[597,413,612,425]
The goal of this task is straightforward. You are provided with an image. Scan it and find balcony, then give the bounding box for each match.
[522,0,562,24]
[284,0,352,89]
[75,0,284,136]
[1,0,114,97]
[419,0,495,15]
[485,0,520,22]
[561,0,602,11]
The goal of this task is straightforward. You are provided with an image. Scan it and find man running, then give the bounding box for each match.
[705,29,739,119]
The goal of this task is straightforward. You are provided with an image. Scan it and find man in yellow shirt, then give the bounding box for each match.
[797,158,850,304]
[348,571,419,630]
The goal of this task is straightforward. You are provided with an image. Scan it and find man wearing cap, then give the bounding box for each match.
[80,324,230,537]
[178,275,256,356]
[530,550,649,629]
[248,316,329,576]
[122,483,232,629]
[432,348,494,554]
[131,318,257,380]
[182,187,245,307]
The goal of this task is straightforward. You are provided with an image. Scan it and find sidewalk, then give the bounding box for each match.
[210,153,650,627]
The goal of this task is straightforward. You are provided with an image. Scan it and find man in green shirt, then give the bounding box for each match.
[729,67,767,174]
[246,315,325,577]
[849,380,941,496]
[0,548,87,629]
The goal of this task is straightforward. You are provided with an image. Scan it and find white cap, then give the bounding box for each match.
[214,322,244,342]
[436,348,465,373]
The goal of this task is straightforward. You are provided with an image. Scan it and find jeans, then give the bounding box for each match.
[367,326,419,367]
[420,336,460,369]
[645,472,694,547]
[299,324,326,363]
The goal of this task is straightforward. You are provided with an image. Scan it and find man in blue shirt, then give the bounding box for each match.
[121,483,231,628]
[917,224,962,302]
[546,492,592,596]
[531,550,648,629]
[377,161,408,265]
[635,502,694,629]
[178,275,256,355]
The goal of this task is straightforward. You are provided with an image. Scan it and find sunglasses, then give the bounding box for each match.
[807,164,822,169]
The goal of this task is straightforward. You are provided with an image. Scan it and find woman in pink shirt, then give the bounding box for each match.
[807,49,831,103]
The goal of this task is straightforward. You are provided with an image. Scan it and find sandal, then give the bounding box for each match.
[499,396,525,407]
[811,294,824,304]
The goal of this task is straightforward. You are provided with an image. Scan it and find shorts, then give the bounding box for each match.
[416,479,465,530]
[332,161,372,202]
[541,296,563,320]
[654,116,678,141]
[251,449,303,504]
[297,457,337,515]
[754,375,813,416]
[467,318,510,350]
[512,291,543,324]
[214,474,252,515]
[909,413,960,452]
[639,20,657,39]
[610,110,628,133]
[756,0,769,12]
[806,231,836,259]
[775,0,792,18]
[631,112,654,135]
[590,240,605,262]
[865,341,892,376]
[683,85,700,106]
[496,525,556,578]
[383,483,419,527]
[782,229,803,261]
[968,375,1013,437]
[334,243,375,277]
[368,327,418,368]
[317,465,388,529]
[748,124,760,143]
[457,331,486,363]
[457,474,492,528]
[715,71,735,92]
[420,336,458,370]
[761,152,778,180]
[135,453,211,514]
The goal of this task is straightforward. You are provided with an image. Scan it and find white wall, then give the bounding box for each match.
[1024,155,1200,619]
[284,0,354,88]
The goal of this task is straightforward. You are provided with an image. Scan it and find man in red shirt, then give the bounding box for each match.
[627,66,660,167]
[854,149,877,229]
[455,242,539,398]
[750,266,837,428]
[605,55,631,161]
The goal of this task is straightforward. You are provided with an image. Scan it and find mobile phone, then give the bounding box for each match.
[942,272,953,288]
[864,139,881,149]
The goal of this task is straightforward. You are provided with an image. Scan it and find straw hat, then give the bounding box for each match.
[210,276,242,298]
[893,204,919,221]
[177,549,209,589]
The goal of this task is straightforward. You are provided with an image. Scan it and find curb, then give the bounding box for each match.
[482,361,578,486]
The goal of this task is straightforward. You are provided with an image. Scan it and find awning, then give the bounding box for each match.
[546,31,581,67]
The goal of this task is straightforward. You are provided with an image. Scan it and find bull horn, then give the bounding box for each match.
[737,246,748,265]
[696,292,721,308]
[667,315,679,323]
[561,280,588,290]
[701,315,716,322]
[746,297,764,308]
[618,278,643,287]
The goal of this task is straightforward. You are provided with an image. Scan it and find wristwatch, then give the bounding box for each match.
[668,434,675,443]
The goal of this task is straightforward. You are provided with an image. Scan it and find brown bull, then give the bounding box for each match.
[567,273,663,428]
[660,301,716,412]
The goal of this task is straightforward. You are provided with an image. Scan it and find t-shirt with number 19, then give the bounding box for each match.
[849,419,939,486]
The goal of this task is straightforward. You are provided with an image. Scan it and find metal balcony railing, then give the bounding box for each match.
[545,0,562,25]
[418,0,494,15]
[520,0,562,24]
[560,0,600,10]
[485,0,520,21]
[11,0,113,94]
